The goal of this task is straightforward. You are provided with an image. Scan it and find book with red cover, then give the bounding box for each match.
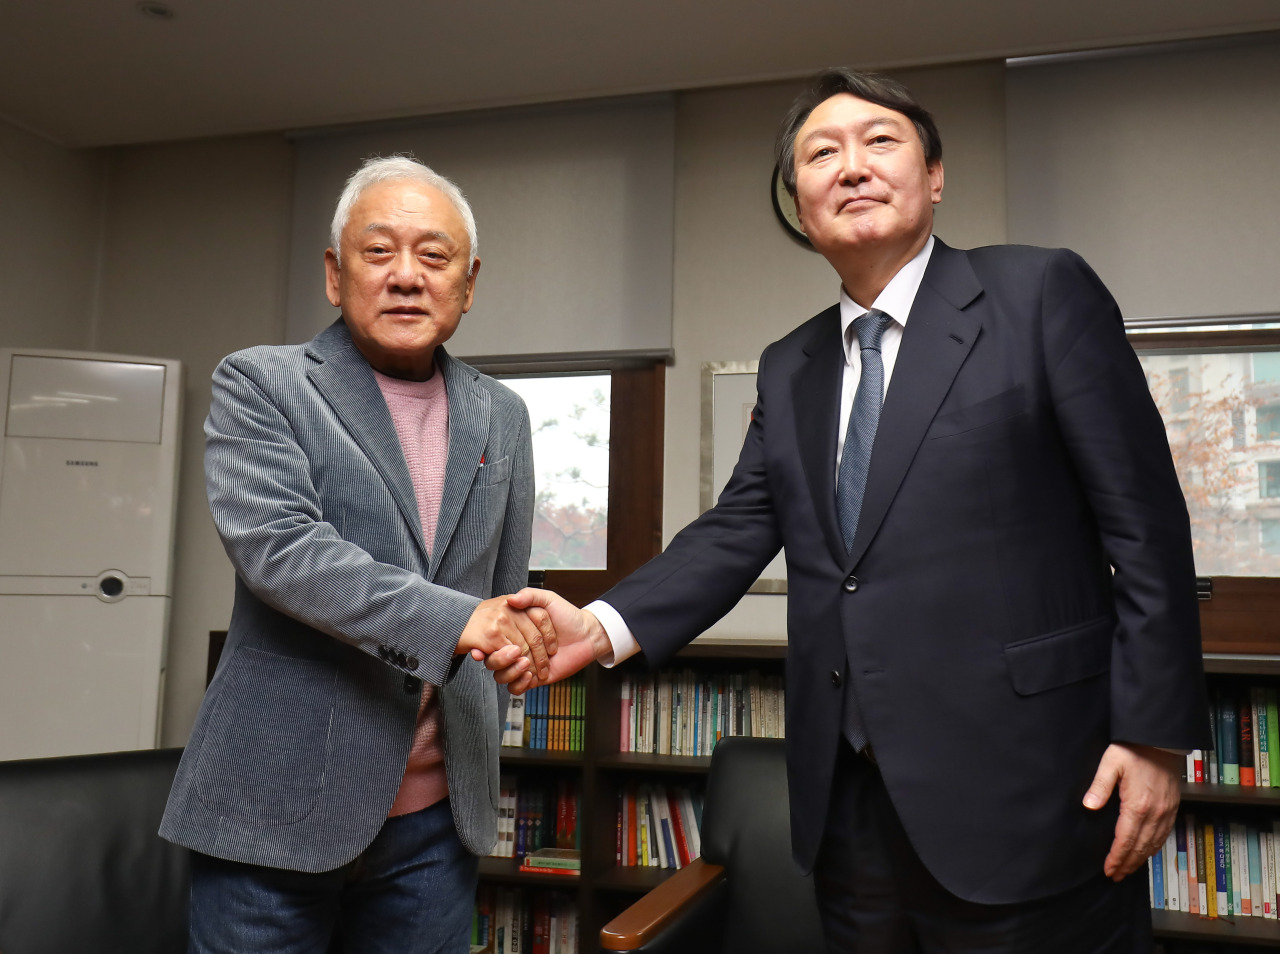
[517,864,581,876]
[531,892,550,954]
[626,784,638,866]
[1241,698,1257,786]
[667,789,692,867]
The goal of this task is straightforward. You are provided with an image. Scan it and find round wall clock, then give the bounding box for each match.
[771,165,812,247]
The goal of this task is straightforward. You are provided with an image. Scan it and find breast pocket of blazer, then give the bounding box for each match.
[1003,616,1113,696]
[462,456,513,537]
[476,455,512,486]
[928,385,1026,440]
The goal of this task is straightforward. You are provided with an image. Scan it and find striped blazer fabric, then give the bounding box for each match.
[160,319,533,873]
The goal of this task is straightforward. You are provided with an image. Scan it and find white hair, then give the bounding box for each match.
[329,155,479,274]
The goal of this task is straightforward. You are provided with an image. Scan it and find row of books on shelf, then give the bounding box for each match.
[616,782,704,869]
[619,668,785,756]
[492,776,580,866]
[1147,809,1280,918]
[1184,683,1280,787]
[472,886,577,954]
[502,674,586,751]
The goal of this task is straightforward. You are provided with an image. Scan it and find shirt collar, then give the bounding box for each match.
[839,235,935,364]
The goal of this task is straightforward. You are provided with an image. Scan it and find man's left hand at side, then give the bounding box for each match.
[1083,742,1183,881]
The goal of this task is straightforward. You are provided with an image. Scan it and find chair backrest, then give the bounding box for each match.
[700,737,825,954]
[0,748,189,954]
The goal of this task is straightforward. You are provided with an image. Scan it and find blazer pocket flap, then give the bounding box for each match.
[477,455,511,486]
[929,385,1025,439]
[1004,616,1112,696]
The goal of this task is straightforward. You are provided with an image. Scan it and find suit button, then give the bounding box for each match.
[406,656,419,671]
[404,675,421,694]
[843,576,859,593]
[378,645,391,660]
[831,670,843,688]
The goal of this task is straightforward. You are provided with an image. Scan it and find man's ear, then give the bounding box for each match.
[461,258,481,314]
[324,248,342,308]
[929,160,945,205]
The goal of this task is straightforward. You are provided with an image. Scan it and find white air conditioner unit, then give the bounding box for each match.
[0,349,182,760]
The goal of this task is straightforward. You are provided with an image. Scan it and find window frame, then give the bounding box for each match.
[1128,322,1280,653]
[473,356,666,607]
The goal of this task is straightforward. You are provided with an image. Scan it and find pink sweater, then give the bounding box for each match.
[374,369,450,818]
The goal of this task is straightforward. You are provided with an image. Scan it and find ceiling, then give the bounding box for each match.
[4,0,1279,148]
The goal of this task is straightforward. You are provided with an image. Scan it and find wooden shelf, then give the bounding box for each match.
[676,639,788,660]
[1203,654,1280,676]
[595,752,713,773]
[1152,908,1280,946]
[478,856,585,888]
[498,747,584,767]
[593,865,677,893]
[1181,782,1280,806]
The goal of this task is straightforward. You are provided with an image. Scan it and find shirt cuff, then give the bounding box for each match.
[584,600,640,668]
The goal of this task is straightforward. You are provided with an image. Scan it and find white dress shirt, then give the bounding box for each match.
[589,237,937,666]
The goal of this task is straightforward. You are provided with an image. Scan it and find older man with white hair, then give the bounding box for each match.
[161,155,553,952]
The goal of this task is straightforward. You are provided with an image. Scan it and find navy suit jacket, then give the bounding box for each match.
[603,240,1210,904]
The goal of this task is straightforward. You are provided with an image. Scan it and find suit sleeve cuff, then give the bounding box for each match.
[584,600,640,668]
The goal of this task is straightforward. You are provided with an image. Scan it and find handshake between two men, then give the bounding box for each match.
[456,588,606,695]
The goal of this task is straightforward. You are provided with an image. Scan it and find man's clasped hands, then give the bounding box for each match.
[455,588,611,696]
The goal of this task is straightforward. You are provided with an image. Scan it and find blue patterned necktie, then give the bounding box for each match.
[836,308,892,751]
[837,309,893,550]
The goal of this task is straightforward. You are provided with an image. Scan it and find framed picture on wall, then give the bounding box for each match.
[700,361,787,594]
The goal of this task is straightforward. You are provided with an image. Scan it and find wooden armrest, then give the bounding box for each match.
[600,857,727,951]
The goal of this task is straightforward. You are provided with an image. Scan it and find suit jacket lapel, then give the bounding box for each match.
[847,241,984,570]
[430,349,489,580]
[791,306,849,565]
[306,321,431,567]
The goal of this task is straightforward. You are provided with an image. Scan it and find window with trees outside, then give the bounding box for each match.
[486,361,665,606]
[1128,317,1280,653]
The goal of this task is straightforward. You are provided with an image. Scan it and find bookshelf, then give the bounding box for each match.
[480,637,787,950]
[1152,635,1280,951]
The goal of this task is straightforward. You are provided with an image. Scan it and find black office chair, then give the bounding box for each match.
[0,748,189,954]
[601,736,825,954]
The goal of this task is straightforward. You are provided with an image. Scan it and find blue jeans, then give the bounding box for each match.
[188,799,479,954]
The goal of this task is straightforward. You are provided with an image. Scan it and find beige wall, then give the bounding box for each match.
[10,39,1278,744]
[0,119,103,350]
[94,134,294,744]
[1007,35,1280,318]
[666,62,1009,639]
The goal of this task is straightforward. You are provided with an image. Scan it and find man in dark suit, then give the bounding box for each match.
[502,70,1210,951]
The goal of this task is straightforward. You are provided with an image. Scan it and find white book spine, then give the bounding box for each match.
[1263,830,1276,919]
[1233,822,1249,915]
[1186,812,1199,915]
[1164,829,1178,911]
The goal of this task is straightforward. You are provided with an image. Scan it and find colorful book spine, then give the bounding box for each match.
[1221,691,1240,785]
[1254,686,1264,783]
[1250,826,1265,917]
[1177,817,1190,912]
[1206,698,1219,784]
[1240,697,1257,787]
[1215,821,1229,916]
[1204,820,1218,918]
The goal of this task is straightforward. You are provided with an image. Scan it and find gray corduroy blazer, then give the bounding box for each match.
[160,319,532,873]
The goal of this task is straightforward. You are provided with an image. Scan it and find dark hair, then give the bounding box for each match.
[775,68,942,195]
